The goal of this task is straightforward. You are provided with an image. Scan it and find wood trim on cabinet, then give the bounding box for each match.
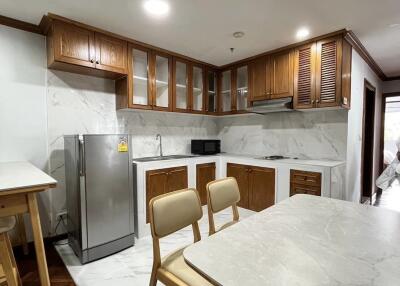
[0,14,43,34]
[344,30,386,81]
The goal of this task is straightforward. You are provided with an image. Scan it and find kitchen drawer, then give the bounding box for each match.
[290,169,321,187]
[290,183,321,197]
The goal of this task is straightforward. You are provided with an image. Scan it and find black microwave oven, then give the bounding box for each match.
[191,140,221,155]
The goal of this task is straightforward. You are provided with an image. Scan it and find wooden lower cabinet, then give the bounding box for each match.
[146,166,188,222]
[248,166,275,212]
[196,163,216,205]
[227,163,275,211]
[290,169,321,197]
[227,163,250,209]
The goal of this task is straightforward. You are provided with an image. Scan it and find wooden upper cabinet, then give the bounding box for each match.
[173,58,190,112]
[191,65,205,113]
[270,50,294,99]
[248,166,275,212]
[293,42,317,109]
[151,51,172,111]
[95,33,128,74]
[250,56,268,101]
[315,36,342,108]
[52,20,95,68]
[47,20,128,78]
[205,69,219,114]
[196,163,216,205]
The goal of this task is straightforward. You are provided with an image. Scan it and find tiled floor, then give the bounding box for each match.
[55,206,254,286]
[374,180,400,212]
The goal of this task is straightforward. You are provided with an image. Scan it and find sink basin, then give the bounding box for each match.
[133,155,197,162]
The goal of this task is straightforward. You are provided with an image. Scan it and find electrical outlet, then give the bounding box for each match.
[56,210,67,221]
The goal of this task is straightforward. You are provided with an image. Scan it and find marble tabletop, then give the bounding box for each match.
[0,161,57,192]
[183,195,400,286]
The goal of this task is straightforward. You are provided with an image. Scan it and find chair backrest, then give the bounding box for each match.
[149,188,203,238]
[207,177,240,213]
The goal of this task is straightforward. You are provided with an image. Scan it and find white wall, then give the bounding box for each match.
[345,50,383,202]
[383,79,400,94]
[0,26,53,236]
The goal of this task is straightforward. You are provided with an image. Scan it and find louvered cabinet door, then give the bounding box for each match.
[316,36,342,108]
[293,43,316,109]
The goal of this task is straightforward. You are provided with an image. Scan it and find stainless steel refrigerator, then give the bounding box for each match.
[64,134,135,264]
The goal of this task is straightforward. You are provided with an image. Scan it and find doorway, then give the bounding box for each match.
[360,80,376,204]
[374,92,400,212]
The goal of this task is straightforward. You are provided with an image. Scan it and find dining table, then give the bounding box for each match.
[0,161,57,286]
[183,194,400,286]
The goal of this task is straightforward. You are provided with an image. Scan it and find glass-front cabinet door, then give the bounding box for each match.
[192,65,204,112]
[130,46,150,108]
[220,70,232,113]
[236,65,249,111]
[173,59,188,111]
[206,70,218,114]
[153,52,171,110]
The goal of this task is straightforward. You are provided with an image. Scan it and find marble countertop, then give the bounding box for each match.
[0,161,57,192]
[183,195,400,286]
[132,153,345,168]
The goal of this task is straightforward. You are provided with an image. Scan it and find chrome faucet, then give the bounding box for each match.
[156,134,163,157]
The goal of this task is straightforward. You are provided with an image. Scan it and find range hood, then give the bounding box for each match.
[246,97,293,114]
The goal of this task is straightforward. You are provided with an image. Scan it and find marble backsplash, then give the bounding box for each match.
[46,70,348,234]
[218,110,348,161]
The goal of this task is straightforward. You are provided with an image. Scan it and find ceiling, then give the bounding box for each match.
[1,0,400,76]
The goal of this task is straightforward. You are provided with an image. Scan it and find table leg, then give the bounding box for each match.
[16,214,29,255]
[27,193,50,286]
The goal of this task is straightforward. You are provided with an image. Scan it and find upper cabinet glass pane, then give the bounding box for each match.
[192,66,203,111]
[221,70,231,112]
[207,71,217,113]
[236,65,248,110]
[175,61,187,109]
[155,55,169,108]
[132,48,148,105]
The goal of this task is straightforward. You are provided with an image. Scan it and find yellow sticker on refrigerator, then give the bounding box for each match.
[118,137,128,152]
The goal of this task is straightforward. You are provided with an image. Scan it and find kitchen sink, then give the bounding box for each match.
[133,155,198,162]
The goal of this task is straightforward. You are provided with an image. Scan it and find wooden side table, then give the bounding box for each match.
[0,162,57,286]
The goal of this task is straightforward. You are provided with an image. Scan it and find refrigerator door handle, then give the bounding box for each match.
[79,139,85,176]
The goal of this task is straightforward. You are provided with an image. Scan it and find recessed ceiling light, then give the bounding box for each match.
[296,28,310,39]
[233,31,245,38]
[143,0,170,16]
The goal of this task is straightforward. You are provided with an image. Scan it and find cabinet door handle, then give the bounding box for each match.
[90,59,94,63]
[96,60,99,64]
[316,99,320,103]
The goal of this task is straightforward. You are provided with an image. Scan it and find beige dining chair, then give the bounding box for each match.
[0,216,21,286]
[149,188,213,286]
[206,177,240,236]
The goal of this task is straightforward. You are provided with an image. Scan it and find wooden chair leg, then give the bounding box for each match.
[5,233,21,286]
[149,266,158,286]
[0,233,18,286]
[16,214,29,255]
